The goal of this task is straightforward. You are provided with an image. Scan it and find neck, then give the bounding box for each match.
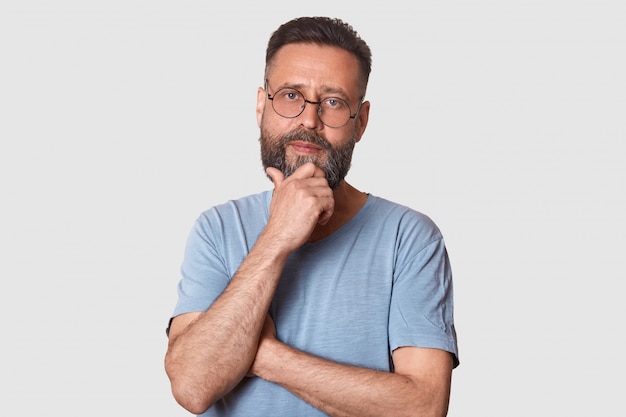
[308,180,368,243]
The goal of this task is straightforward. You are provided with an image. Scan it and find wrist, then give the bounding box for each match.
[254,338,287,381]
[256,227,298,259]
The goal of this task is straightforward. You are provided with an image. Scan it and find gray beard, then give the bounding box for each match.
[259,127,356,190]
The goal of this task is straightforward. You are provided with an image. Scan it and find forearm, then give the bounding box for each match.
[254,340,449,417]
[165,233,289,413]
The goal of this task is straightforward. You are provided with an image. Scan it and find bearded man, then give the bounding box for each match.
[165,16,459,417]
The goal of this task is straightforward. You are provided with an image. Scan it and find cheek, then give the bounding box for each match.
[324,129,355,149]
[261,115,300,141]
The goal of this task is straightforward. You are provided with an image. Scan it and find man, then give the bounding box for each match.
[165,16,459,417]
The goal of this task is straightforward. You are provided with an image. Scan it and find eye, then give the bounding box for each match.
[281,89,301,101]
[323,97,347,110]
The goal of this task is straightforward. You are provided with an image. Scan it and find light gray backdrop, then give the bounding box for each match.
[1,1,624,415]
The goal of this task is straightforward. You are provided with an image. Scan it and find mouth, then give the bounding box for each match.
[287,140,324,155]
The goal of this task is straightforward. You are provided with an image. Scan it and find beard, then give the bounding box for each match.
[259,126,357,190]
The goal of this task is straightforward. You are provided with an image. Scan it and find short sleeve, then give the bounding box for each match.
[171,211,232,321]
[388,222,459,367]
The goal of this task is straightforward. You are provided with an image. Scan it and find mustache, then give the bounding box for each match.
[279,129,332,150]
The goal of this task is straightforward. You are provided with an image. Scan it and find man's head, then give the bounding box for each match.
[257,17,372,189]
[265,17,372,99]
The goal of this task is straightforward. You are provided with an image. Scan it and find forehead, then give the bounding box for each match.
[267,43,361,98]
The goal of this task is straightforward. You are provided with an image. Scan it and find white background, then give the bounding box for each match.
[1,1,624,415]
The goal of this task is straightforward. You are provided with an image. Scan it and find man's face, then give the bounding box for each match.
[256,43,369,189]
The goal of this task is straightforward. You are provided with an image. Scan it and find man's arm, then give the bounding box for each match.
[164,242,288,414]
[164,163,334,415]
[250,316,454,417]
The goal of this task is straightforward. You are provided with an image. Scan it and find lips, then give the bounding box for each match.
[288,141,323,155]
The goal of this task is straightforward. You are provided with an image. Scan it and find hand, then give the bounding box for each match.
[247,315,277,378]
[264,163,334,251]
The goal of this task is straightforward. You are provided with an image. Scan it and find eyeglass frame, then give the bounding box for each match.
[264,79,363,128]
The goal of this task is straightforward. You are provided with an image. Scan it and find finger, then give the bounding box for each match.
[317,196,335,226]
[310,164,326,178]
[289,162,324,179]
[266,167,285,188]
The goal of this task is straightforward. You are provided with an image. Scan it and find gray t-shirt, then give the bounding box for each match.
[170,190,459,416]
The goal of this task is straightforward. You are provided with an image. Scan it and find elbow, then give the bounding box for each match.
[404,403,449,417]
[164,341,247,414]
[165,359,219,415]
[170,382,215,415]
[411,394,450,417]
[402,383,450,417]
[173,391,213,415]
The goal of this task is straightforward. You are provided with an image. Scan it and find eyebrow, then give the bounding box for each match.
[281,82,351,100]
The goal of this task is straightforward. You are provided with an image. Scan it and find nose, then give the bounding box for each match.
[298,99,323,129]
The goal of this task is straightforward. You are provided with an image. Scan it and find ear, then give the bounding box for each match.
[256,86,266,128]
[354,100,370,143]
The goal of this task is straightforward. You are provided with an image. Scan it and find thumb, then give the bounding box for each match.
[266,167,285,188]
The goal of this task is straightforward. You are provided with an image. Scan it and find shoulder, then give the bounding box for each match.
[366,195,443,241]
[197,190,271,223]
[190,190,272,241]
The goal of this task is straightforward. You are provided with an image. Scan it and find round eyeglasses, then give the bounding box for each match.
[265,80,361,128]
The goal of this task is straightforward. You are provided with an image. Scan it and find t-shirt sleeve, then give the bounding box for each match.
[170,211,232,322]
[388,217,459,367]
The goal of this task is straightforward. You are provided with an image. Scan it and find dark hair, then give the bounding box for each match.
[265,17,372,96]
